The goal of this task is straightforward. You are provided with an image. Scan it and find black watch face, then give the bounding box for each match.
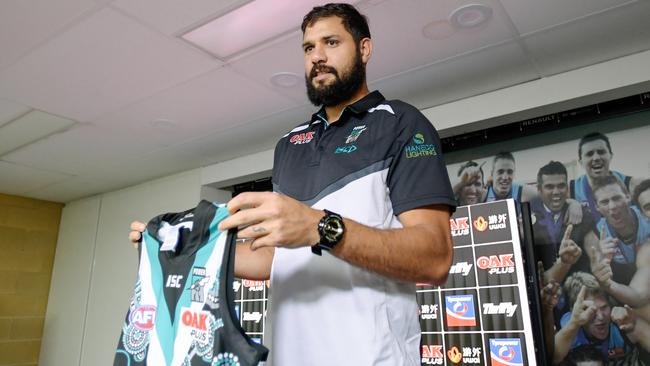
[324,217,344,243]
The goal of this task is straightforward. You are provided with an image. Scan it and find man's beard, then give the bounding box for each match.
[305,50,366,107]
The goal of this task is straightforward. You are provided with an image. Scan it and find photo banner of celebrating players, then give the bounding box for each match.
[417,199,536,366]
[446,118,650,365]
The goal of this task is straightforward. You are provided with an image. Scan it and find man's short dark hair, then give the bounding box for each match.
[632,178,650,207]
[578,132,612,158]
[301,3,371,44]
[564,344,606,365]
[592,175,629,199]
[536,161,567,187]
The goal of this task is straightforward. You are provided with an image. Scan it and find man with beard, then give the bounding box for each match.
[570,132,644,222]
[485,152,537,203]
[554,272,649,365]
[131,3,456,365]
[587,176,650,308]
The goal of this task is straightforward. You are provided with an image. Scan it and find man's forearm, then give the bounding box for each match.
[606,282,648,308]
[330,217,453,284]
[234,244,273,281]
[554,321,580,364]
[626,316,650,351]
[546,258,572,284]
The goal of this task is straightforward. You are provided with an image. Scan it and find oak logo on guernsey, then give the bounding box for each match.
[130,305,156,330]
[421,345,444,365]
[489,338,523,366]
[405,132,437,159]
[289,131,315,145]
[445,295,476,327]
[243,279,265,292]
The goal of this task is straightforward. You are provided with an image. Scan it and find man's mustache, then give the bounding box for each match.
[309,64,338,80]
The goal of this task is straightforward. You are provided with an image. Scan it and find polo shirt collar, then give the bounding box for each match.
[310,91,386,125]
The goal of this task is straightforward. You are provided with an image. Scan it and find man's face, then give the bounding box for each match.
[595,184,632,231]
[303,16,365,107]
[584,295,611,341]
[460,174,484,205]
[579,140,612,180]
[491,158,515,197]
[638,189,650,219]
[539,174,568,212]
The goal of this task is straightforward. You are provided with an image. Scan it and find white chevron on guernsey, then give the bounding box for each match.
[368,104,394,114]
[282,124,310,137]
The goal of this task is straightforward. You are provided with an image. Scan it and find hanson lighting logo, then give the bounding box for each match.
[489,338,523,366]
[445,295,476,327]
[405,132,437,159]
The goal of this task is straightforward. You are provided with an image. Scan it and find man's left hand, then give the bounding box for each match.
[218,192,322,250]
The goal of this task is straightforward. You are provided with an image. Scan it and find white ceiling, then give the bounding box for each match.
[1,0,649,203]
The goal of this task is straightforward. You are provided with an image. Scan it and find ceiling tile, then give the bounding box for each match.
[0,0,100,68]
[362,0,518,81]
[499,0,634,35]
[522,1,650,76]
[371,41,539,113]
[0,99,30,127]
[2,124,152,176]
[0,8,219,122]
[0,161,73,196]
[229,32,309,103]
[111,0,248,36]
[0,110,76,156]
[91,66,300,145]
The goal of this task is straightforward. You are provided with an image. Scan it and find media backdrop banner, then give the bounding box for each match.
[417,199,536,366]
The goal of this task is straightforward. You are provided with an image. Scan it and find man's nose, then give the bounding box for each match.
[311,45,327,64]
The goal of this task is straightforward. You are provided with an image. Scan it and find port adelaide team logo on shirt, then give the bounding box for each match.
[474,242,517,287]
[469,201,511,244]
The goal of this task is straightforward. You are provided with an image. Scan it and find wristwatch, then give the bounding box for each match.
[311,210,346,256]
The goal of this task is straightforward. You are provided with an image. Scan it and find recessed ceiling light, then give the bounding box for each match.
[270,72,302,88]
[449,4,493,30]
[422,19,455,40]
[151,119,176,130]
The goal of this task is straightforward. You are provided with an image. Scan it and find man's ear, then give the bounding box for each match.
[359,37,372,64]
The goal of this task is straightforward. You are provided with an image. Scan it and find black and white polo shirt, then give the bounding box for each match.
[268,91,456,366]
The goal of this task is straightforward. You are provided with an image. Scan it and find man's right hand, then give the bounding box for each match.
[570,285,597,327]
[129,221,145,249]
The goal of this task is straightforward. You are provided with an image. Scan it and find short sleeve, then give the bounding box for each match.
[387,104,457,216]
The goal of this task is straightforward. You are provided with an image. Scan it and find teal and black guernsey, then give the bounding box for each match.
[114,200,268,366]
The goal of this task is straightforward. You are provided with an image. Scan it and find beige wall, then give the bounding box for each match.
[0,194,63,366]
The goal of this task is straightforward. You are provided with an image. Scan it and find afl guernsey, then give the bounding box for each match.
[570,171,631,221]
[485,182,523,202]
[114,200,268,366]
[269,91,456,365]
